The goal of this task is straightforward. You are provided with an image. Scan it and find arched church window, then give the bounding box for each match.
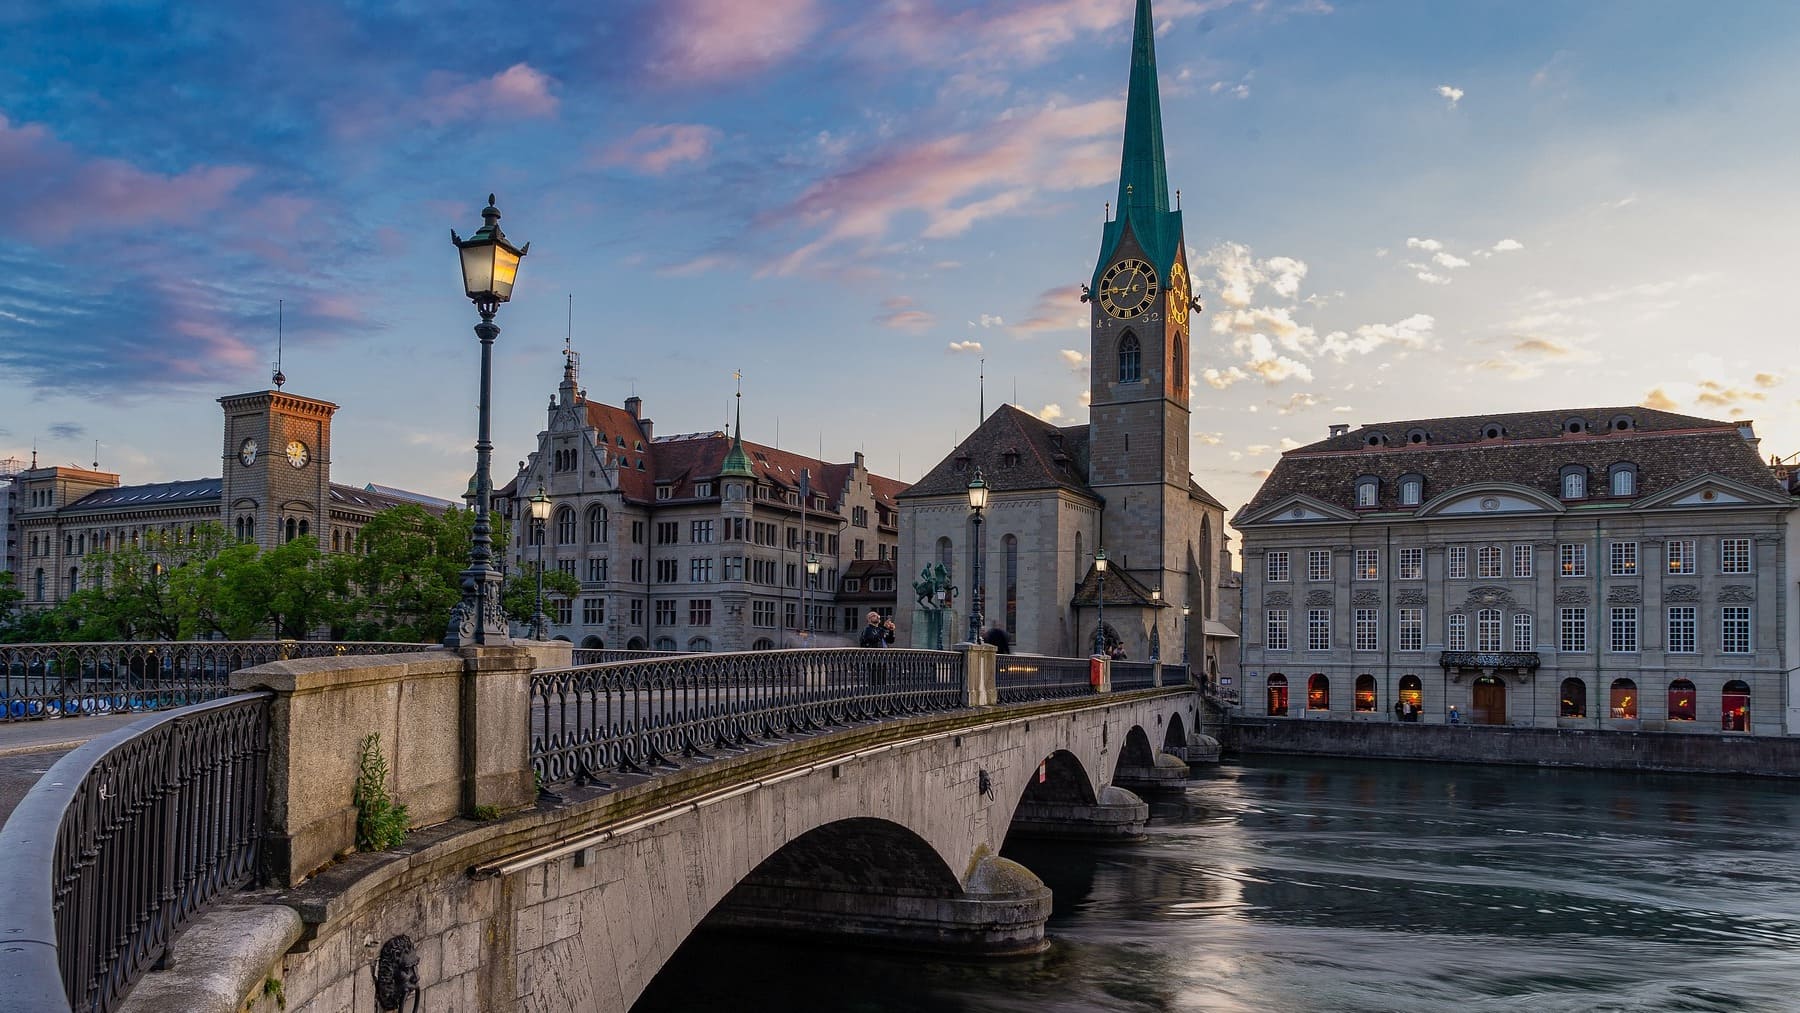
[1172,334,1183,390]
[556,505,577,545]
[298,520,309,540]
[285,518,297,543]
[1118,332,1142,383]
[587,505,608,543]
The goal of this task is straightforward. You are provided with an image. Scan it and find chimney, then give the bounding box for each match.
[1329,424,1350,438]
[854,451,866,471]
[1738,422,1760,455]
[625,395,642,419]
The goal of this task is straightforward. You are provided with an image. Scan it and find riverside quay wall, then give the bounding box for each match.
[1227,716,1800,777]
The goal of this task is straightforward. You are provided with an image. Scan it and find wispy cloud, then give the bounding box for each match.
[597,123,720,174]
[1012,286,1085,334]
[422,63,558,125]
[947,340,982,353]
[645,0,822,83]
[877,297,935,331]
[1437,84,1464,109]
[1059,349,1087,372]
[47,422,85,441]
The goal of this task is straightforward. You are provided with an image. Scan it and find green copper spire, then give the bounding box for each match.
[720,381,753,478]
[1117,0,1170,219]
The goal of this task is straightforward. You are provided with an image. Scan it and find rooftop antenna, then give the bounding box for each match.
[92,440,99,470]
[271,299,286,389]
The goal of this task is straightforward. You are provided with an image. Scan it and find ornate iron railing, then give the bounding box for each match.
[1112,661,1159,691]
[569,648,685,666]
[996,655,1096,704]
[0,641,436,722]
[532,649,964,785]
[0,693,273,1013]
[1438,650,1541,671]
[1162,663,1191,686]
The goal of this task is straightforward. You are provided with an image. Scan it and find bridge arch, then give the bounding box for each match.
[1162,711,1188,753]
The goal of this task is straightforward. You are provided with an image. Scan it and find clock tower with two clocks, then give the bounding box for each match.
[1085,0,1200,613]
[219,382,337,551]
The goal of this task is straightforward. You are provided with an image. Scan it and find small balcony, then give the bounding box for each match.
[1438,650,1540,671]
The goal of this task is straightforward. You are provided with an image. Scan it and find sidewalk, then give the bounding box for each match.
[0,712,147,758]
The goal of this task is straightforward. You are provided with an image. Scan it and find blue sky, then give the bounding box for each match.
[3,0,1797,530]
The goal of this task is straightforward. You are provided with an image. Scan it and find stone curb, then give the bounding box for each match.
[117,902,304,1013]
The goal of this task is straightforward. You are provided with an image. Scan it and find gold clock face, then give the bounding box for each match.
[285,440,309,468]
[1169,261,1190,330]
[1099,258,1158,319]
[238,438,258,467]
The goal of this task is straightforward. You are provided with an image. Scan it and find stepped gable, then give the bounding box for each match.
[900,404,1095,500]
[1245,407,1782,515]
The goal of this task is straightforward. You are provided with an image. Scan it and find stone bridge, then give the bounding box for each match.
[104,647,1207,1013]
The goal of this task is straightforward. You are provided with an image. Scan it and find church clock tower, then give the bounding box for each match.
[1086,0,1196,593]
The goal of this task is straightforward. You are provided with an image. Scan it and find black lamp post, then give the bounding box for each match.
[966,471,988,644]
[1149,584,1162,662]
[1181,601,1192,667]
[529,486,551,640]
[444,194,528,648]
[1092,547,1108,656]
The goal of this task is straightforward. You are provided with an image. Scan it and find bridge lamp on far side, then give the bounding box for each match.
[443,193,529,648]
[805,554,821,638]
[1181,601,1192,668]
[529,485,552,641]
[966,471,989,644]
[1149,584,1161,662]
[1093,547,1108,657]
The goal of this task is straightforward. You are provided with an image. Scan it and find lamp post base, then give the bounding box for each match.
[444,565,511,647]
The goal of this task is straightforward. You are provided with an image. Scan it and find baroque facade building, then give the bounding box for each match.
[1234,407,1797,735]
[499,351,906,650]
[897,0,1239,675]
[14,382,447,609]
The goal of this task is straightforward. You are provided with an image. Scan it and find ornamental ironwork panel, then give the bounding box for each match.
[0,642,436,723]
[0,692,273,1013]
[530,649,965,786]
[995,655,1095,704]
[1111,661,1158,691]
[1438,650,1541,671]
[569,648,685,666]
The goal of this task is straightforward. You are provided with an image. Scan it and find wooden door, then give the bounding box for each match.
[1473,677,1506,725]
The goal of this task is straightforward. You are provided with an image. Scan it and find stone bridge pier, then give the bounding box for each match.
[135,648,1202,1013]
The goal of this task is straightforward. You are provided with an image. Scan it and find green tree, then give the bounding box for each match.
[502,561,582,630]
[340,505,487,642]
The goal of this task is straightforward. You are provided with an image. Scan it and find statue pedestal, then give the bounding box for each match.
[911,606,949,650]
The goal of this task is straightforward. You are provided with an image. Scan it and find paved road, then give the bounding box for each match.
[0,714,148,827]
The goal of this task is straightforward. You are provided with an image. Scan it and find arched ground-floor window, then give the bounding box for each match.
[1307,673,1330,711]
[688,637,713,652]
[626,637,647,650]
[580,635,602,649]
[1354,674,1377,712]
[1266,674,1288,716]
[1722,680,1750,732]
[654,637,677,651]
[1609,678,1638,719]
[1398,674,1422,718]
[1667,679,1696,722]
[1560,677,1586,718]
[752,638,775,651]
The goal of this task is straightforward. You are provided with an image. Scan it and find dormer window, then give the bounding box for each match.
[1003,448,1021,467]
[1405,428,1429,445]
[656,485,672,500]
[1610,415,1634,432]
[1609,464,1637,497]
[1560,466,1588,500]
[696,482,713,498]
[1564,418,1588,436]
[1365,433,1388,448]
[1482,423,1505,440]
[1355,476,1380,508]
[1399,475,1423,507]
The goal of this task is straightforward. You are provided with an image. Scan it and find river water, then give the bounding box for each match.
[635,757,1800,1012]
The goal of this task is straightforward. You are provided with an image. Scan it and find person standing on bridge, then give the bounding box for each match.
[982,626,1012,654]
[860,611,895,649]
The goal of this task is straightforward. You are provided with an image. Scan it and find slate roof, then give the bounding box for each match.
[900,405,1095,501]
[361,484,455,511]
[1071,562,1165,608]
[1242,407,1784,519]
[330,483,447,514]
[64,478,221,512]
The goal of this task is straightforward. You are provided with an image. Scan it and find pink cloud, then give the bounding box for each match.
[597,124,721,174]
[851,0,1253,69]
[766,98,1120,273]
[0,113,254,243]
[648,0,821,82]
[422,63,559,125]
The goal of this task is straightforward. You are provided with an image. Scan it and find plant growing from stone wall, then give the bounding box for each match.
[353,733,409,851]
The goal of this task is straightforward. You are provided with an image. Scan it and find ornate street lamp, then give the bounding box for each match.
[529,486,552,641]
[444,194,529,648]
[966,471,989,644]
[1149,584,1162,662]
[1181,601,1192,668]
[1092,547,1108,656]
[805,553,821,639]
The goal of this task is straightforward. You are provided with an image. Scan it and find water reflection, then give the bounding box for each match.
[634,757,1800,1013]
